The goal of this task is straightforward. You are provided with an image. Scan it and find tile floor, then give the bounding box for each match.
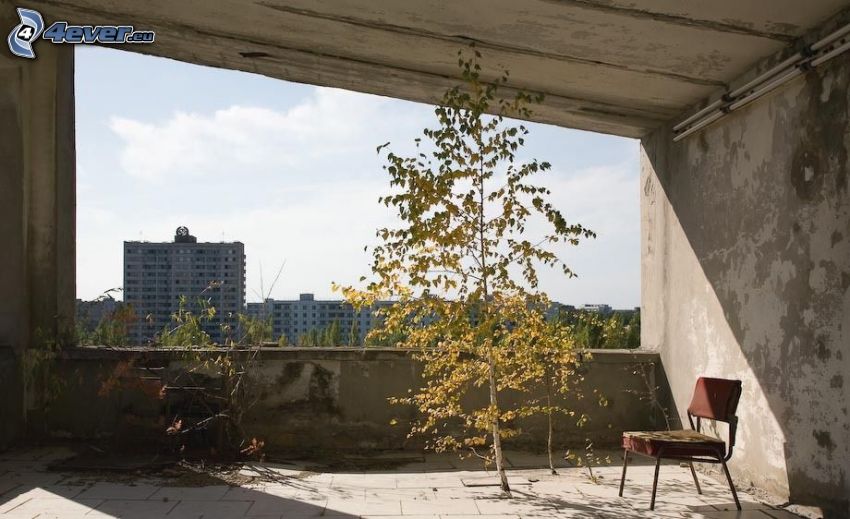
[0,448,801,518]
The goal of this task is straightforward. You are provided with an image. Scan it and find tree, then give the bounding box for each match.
[625,312,641,349]
[348,319,361,347]
[237,313,272,345]
[159,295,214,347]
[323,319,342,347]
[573,311,603,348]
[603,312,627,348]
[519,317,584,475]
[78,304,136,347]
[339,50,593,494]
[298,328,320,347]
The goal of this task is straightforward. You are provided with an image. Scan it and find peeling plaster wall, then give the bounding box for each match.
[641,52,850,516]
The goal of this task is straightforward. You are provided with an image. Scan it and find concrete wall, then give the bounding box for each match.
[0,4,76,449]
[37,348,671,456]
[641,41,850,517]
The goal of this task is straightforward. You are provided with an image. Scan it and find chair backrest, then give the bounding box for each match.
[687,377,742,423]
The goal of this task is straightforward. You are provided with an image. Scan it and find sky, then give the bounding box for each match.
[75,46,640,308]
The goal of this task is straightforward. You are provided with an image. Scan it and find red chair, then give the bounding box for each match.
[619,377,742,510]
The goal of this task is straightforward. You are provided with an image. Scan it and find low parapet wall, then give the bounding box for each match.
[35,347,674,455]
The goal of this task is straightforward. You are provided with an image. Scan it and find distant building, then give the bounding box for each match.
[124,226,246,345]
[76,296,122,333]
[582,303,613,314]
[246,293,393,345]
[545,302,576,321]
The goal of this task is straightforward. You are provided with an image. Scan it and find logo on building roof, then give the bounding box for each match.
[174,226,197,243]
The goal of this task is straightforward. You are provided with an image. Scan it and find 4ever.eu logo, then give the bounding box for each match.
[7,7,154,59]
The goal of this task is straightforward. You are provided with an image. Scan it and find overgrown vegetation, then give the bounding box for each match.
[555,309,640,349]
[22,331,65,431]
[297,319,343,347]
[155,281,277,457]
[339,50,597,494]
[76,289,134,347]
[92,273,280,460]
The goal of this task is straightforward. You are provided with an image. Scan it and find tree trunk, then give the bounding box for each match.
[546,372,557,475]
[487,355,511,495]
[475,119,509,494]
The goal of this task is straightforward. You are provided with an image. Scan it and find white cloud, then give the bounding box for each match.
[108,88,431,181]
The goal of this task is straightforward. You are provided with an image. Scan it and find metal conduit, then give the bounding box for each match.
[673,22,850,142]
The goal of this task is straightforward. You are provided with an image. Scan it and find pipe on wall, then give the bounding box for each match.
[673,22,850,142]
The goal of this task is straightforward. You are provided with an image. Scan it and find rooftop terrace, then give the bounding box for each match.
[0,447,798,519]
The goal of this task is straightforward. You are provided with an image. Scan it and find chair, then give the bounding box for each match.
[619,377,743,510]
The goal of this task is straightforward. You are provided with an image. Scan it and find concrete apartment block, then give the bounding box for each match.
[123,227,246,344]
[247,293,393,345]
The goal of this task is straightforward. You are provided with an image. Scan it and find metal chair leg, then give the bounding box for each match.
[618,449,629,497]
[720,458,741,510]
[650,456,662,510]
[688,461,702,494]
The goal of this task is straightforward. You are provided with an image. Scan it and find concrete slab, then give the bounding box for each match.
[75,482,160,500]
[92,498,178,518]
[0,496,102,516]
[401,498,481,516]
[168,499,253,518]
[245,495,327,517]
[24,0,848,136]
[326,495,403,516]
[148,485,231,501]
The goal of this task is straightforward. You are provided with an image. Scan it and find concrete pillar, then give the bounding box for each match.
[0,5,75,447]
[641,49,850,517]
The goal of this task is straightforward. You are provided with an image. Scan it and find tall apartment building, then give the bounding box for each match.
[124,226,246,345]
[246,293,393,346]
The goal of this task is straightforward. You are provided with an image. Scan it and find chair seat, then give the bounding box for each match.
[623,430,726,458]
